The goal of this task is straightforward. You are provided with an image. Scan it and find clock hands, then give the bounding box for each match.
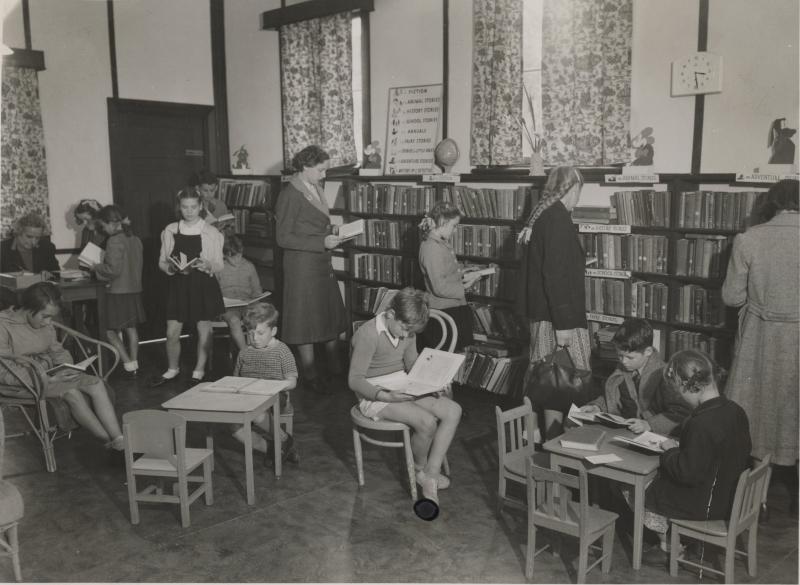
[693,71,707,88]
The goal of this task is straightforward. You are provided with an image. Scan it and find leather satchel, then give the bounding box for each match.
[523,347,596,411]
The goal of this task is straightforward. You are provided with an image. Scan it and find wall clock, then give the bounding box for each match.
[671,52,723,96]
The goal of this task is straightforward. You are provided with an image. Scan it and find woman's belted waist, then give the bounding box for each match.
[744,302,799,323]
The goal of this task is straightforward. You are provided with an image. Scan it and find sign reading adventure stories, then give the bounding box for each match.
[384,84,442,175]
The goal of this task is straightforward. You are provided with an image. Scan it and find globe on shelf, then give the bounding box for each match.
[434,138,459,174]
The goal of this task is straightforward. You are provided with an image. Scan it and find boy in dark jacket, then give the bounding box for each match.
[581,318,689,436]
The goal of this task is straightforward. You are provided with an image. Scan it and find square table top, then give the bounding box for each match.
[162,384,279,413]
[543,425,661,476]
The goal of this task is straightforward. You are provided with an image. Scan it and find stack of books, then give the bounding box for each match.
[454,346,527,397]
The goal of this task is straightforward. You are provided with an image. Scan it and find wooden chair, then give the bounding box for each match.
[495,396,538,512]
[669,454,772,584]
[123,410,214,528]
[525,457,617,584]
[0,408,23,581]
[0,322,119,472]
[428,308,458,352]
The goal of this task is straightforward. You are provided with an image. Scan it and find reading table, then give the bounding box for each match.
[543,427,660,570]
[162,385,282,505]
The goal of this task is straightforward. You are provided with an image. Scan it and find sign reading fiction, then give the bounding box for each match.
[384,84,442,175]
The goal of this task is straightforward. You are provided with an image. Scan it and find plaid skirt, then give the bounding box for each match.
[528,320,591,370]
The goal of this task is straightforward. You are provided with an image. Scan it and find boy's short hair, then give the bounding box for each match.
[388,287,429,333]
[244,302,279,329]
[223,234,244,257]
[612,318,653,353]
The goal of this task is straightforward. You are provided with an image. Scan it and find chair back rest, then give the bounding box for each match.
[729,453,772,533]
[123,410,186,467]
[495,397,536,461]
[527,457,589,536]
[428,308,458,353]
[53,322,120,380]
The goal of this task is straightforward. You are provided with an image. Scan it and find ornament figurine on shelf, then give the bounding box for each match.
[231,145,251,175]
[363,141,382,169]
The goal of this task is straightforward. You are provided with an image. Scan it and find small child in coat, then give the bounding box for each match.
[217,234,262,351]
[232,302,298,463]
[581,318,690,436]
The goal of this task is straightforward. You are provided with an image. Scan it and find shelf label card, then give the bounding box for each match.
[605,173,660,184]
[421,173,460,183]
[735,172,799,183]
[586,312,625,325]
[586,268,632,279]
[384,84,443,176]
[577,223,631,234]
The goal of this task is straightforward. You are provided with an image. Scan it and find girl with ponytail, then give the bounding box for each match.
[516,166,589,440]
[417,201,482,351]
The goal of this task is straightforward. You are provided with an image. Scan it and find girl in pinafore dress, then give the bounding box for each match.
[151,188,225,387]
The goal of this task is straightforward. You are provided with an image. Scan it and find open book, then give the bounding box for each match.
[170,253,200,271]
[567,404,631,428]
[78,242,104,267]
[199,376,290,396]
[366,348,466,397]
[223,291,272,309]
[337,219,365,240]
[47,355,97,375]
[615,431,672,454]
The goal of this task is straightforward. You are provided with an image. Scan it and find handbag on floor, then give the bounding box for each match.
[523,346,596,411]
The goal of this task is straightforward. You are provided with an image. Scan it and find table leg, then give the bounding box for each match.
[273,397,282,479]
[206,432,214,472]
[632,476,645,570]
[243,417,255,505]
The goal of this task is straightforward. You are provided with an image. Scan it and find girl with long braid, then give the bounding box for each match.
[516,166,590,439]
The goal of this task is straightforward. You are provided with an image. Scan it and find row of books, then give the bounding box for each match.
[454,345,527,396]
[610,190,671,227]
[677,190,758,230]
[351,253,417,285]
[352,219,418,250]
[674,236,732,279]
[669,329,724,363]
[218,179,276,208]
[351,285,398,314]
[572,206,616,224]
[590,323,666,357]
[470,302,527,340]
[468,267,518,299]
[453,224,518,259]
[675,285,726,327]
[585,277,669,322]
[579,233,668,273]
[442,185,538,220]
[344,183,445,215]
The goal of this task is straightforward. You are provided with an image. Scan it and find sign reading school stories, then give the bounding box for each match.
[384,84,443,175]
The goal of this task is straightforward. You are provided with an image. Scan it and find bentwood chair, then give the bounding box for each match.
[0,407,23,581]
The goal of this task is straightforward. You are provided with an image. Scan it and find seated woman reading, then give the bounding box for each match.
[0,212,59,274]
[0,282,124,459]
[348,287,462,504]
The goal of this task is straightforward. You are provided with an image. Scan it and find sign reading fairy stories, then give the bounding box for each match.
[384,84,442,175]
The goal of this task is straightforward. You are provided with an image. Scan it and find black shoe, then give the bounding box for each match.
[187,377,206,389]
[149,375,175,388]
[121,369,138,380]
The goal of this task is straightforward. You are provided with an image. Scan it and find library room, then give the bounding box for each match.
[0,0,798,583]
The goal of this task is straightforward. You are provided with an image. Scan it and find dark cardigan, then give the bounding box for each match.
[516,201,587,330]
[646,396,752,520]
[0,237,59,273]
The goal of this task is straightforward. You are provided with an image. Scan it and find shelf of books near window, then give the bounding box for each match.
[217,174,283,298]
[576,175,768,368]
[333,177,539,398]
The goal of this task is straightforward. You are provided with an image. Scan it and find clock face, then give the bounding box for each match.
[671,52,723,96]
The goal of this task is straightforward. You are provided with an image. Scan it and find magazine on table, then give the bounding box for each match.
[615,431,673,454]
[200,376,290,396]
[366,348,465,397]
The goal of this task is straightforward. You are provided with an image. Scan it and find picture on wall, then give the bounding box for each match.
[383,84,443,175]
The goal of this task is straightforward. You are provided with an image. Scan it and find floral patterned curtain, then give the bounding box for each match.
[470,0,523,167]
[540,0,632,166]
[1,64,50,239]
[279,13,357,168]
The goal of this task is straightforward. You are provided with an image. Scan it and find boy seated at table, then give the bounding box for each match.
[231,302,298,463]
[348,287,462,505]
[581,318,689,436]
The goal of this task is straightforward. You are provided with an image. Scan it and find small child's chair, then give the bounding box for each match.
[123,410,214,528]
[495,396,540,513]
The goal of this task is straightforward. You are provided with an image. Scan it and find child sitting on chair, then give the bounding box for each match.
[217,234,262,352]
[232,302,298,463]
[581,318,689,436]
[348,287,462,504]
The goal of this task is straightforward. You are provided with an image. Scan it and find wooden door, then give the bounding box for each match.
[108,98,213,340]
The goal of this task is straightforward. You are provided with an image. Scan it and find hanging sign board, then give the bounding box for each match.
[384,84,442,175]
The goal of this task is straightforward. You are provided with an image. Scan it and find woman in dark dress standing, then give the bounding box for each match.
[516,166,590,440]
[276,145,349,394]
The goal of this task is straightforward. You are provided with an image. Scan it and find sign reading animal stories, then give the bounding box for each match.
[384,84,442,175]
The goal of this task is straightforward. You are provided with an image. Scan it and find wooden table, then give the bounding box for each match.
[543,427,660,570]
[162,385,283,505]
[0,278,109,339]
